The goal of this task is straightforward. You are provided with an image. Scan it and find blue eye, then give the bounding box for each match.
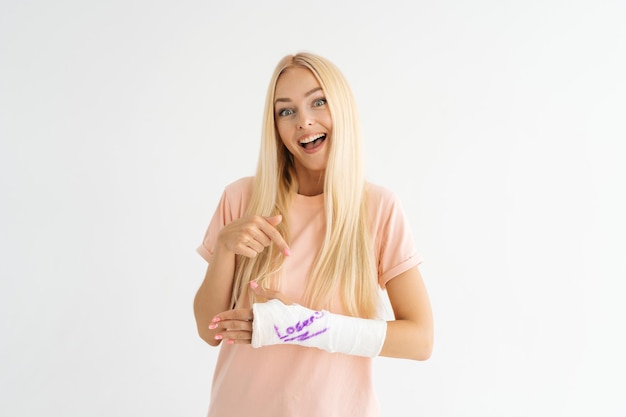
[313,98,327,107]
[278,108,294,117]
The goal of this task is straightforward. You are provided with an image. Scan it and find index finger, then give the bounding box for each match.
[258,219,291,256]
[212,308,253,324]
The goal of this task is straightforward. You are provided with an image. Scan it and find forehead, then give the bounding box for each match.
[274,67,322,99]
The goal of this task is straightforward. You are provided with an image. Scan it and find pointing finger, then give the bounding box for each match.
[211,308,253,325]
[260,215,291,256]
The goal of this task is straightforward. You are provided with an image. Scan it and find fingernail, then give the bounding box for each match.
[250,281,258,289]
[227,339,234,345]
[214,334,223,340]
[208,323,218,330]
[283,248,291,256]
[211,317,221,323]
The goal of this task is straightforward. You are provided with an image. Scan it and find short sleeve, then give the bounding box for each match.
[196,177,253,263]
[196,191,232,263]
[370,186,423,288]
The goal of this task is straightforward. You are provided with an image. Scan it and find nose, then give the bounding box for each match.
[297,109,313,129]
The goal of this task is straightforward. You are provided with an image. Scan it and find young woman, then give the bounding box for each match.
[194,52,433,417]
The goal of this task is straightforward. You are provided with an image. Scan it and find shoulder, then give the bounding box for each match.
[223,176,254,198]
[219,177,255,217]
[365,181,412,232]
[365,181,401,210]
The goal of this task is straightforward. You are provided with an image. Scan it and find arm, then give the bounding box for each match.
[379,265,434,361]
[193,244,237,346]
[193,214,290,346]
[212,268,434,361]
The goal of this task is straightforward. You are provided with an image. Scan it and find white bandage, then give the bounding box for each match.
[251,299,387,358]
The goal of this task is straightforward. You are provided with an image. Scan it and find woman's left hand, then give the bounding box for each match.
[208,282,294,345]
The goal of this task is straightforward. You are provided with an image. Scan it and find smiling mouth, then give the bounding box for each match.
[299,133,326,149]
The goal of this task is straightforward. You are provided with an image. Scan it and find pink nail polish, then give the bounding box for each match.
[214,334,222,340]
[283,248,291,256]
[208,323,218,330]
[227,339,234,345]
[211,317,221,323]
[250,281,259,289]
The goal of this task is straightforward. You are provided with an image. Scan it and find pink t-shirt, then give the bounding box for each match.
[197,177,422,417]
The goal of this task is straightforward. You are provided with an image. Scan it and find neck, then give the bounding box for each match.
[295,169,325,196]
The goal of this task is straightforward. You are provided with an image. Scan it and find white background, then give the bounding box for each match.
[1,1,625,416]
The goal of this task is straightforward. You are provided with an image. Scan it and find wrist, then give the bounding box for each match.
[213,239,236,258]
[252,299,387,358]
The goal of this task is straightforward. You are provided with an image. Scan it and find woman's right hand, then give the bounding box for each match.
[216,214,291,258]
[208,281,295,345]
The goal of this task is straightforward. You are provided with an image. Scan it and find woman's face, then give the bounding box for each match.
[274,67,332,181]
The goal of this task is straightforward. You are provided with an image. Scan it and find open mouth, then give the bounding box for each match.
[299,133,326,149]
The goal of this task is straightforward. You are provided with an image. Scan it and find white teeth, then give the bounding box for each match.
[299,134,325,144]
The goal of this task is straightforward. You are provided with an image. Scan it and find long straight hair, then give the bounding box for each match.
[231,52,379,319]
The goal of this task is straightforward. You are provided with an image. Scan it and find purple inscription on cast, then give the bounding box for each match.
[274,310,329,342]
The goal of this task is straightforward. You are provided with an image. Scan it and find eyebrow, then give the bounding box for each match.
[274,87,323,104]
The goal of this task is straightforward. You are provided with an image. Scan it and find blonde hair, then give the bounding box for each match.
[231,52,380,319]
